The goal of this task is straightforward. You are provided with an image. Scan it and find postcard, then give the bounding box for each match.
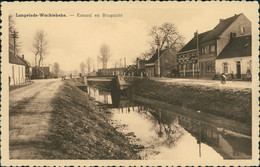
[1,1,259,166]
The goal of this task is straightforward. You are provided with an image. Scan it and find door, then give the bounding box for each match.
[236,61,241,78]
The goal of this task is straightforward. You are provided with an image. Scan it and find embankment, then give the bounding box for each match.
[125,77,251,125]
[42,80,140,159]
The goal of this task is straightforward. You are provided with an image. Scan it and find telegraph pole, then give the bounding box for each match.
[12,31,18,57]
[196,30,200,79]
[156,36,160,77]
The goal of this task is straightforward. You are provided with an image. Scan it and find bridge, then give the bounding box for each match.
[86,75,131,90]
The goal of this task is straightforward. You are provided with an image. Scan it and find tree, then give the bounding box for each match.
[53,62,60,76]
[86,56,92,74]
[32,30,48,67]
[79,62,86,74]
[9,15,21,57]
[98,43,111,69]
[141,23,184,59]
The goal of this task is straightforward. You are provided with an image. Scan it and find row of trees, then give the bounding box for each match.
[79,43,111,74]
[79,56,93,74]
[79,22,184,74]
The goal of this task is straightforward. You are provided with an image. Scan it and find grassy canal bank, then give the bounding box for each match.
[41,79,140,159]
[125,77,251,126]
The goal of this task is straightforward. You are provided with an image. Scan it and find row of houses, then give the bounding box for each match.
[121,13,251,80]
[9,53,51,86]
[177,13,251,80]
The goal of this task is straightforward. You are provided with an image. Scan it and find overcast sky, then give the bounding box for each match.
[5,2,257,72]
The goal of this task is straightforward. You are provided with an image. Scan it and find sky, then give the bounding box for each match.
[4,2,258,73]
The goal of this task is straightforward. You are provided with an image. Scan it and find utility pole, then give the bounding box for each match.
[196,30,200,79]
[12,31,18,57]
[156,36,160,77]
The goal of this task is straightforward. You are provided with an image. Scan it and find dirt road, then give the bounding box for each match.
[151,77,251,90]
[9,79,63,159]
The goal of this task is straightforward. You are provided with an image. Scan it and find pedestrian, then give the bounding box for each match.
[221,73,226,84]
[231,71,235,82]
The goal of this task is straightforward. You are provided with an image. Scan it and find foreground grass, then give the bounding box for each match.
[42,80,140,159]
[127,78,251,125]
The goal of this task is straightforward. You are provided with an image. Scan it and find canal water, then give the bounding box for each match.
[86,84,252,160]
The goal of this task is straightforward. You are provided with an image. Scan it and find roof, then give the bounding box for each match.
[217,35,251,59]
[17,55,31,67]
[201,14,241,42]
[178,14,242,53]
[146,49,167,64]
[124,65,136,72]
[178,31,210,53]
[9,54,26,66]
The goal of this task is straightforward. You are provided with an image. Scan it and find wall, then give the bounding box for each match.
[215,56,251,80]
[9,63,26,86]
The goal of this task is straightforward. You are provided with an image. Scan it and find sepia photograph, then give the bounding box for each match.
[1,1,258,166]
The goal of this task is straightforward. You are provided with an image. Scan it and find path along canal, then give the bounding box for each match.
[85,84,251,160]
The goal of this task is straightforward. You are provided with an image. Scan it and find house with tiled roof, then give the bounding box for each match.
[216,35,251,80]
[145,49,177,77]
[177,13,251,79]
[9,54,27,85]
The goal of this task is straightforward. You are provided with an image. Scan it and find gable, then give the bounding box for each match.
[200,14,241,43]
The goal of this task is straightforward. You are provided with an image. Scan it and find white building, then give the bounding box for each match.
[9,54,26,85]
[215,35,251,80]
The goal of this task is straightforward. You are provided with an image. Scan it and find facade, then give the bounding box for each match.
[145,49,177,77]
[136,58,146,76]
[9,54,26,86]
[177,31,209,77]
[32,66,50,79]
[177,13,251,79]
[17,54,32,80]
[124,65,137,76]
[215,35,251,80]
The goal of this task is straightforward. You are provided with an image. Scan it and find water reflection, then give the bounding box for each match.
[87,86,112,104]
[86,84,251,160]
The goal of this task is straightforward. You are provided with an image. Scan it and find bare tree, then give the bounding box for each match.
[98,43,111,69]
[141,23,184,59]
[86,56,93,74]
[79,62,86,74]
[53,62,60,77]
[9,15,21,57]
[32,30,48,67]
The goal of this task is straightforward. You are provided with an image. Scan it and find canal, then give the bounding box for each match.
[86,84,252,160]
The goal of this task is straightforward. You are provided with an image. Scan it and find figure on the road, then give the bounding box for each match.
[62,75,66,81]
[221,73,227,84]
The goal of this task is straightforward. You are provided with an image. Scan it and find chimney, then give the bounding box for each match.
[230,32,236,39]
[22,54,24,59]
[194,32,198,38]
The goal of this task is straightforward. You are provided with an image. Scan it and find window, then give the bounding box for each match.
[210,44,215,53]
[240,26,245,34]
[212,62,215,72]
[206,61,215,72]
[202,45,209,54]
[181,64,184,70]
[207,62,212,72]
[247,60,252,70]
[223,62,228,73]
